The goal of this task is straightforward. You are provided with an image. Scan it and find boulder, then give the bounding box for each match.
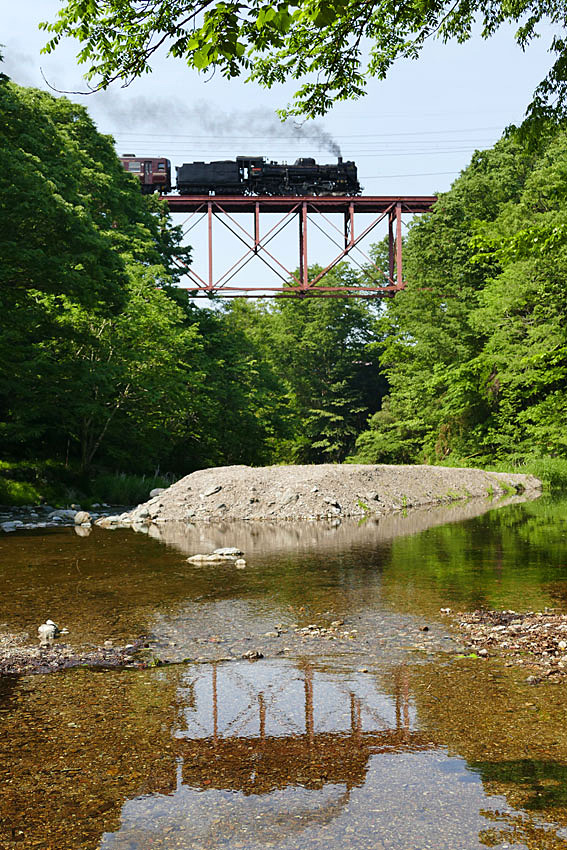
[74,511,91,525]
[149,487,165,498]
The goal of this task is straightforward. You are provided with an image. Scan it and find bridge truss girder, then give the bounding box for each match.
[165,195,436,298]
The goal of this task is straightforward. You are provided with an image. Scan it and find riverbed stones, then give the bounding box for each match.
[1,521,23,533]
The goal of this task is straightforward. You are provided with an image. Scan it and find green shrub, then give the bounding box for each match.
[0,478,43,506]
[86,472,175,505]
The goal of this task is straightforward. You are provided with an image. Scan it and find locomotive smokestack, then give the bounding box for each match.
[338,156,343,164]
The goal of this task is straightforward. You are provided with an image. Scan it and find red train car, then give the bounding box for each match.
[119,155,172,194]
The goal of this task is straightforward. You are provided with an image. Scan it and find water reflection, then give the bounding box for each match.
[143,493,533,559]
[2,657,567,849]
[98,660,513,850]
[174,661,426,793]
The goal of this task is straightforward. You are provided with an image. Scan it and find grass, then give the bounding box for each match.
[0,460,176,507]
[438,455,567,493]
[86,472,174,506]
[489,456,567,492]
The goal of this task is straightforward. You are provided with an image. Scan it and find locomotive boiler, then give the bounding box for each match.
[176,156,361,196]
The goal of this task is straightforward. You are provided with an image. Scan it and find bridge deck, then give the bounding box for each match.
[164,194,436,214]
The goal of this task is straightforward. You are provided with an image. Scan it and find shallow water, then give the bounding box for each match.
[1,493,567,849]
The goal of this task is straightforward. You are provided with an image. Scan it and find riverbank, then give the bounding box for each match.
[0,632,148,675]
[455,609,567,682]
[110,463,541,526]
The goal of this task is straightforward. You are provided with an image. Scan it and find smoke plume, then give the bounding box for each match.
[96,96,342,157]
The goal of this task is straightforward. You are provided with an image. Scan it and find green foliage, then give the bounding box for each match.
[351,125,567,478]
[41,1,567,123]
[253,266,387,463]
[0,478,43,506]
[0,79,206,475]
[87,473,174,506]
[0,77,388,486]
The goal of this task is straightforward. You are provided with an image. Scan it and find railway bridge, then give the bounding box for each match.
[164,194,436,298]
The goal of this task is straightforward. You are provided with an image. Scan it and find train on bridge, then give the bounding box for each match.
[119,155,361,197]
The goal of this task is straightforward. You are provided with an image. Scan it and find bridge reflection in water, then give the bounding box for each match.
[100,661,504,850]
[174,660,433,796]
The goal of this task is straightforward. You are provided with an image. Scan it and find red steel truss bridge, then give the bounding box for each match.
[165,194,436,298]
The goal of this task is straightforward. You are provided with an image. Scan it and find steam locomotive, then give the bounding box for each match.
[120,155,361,196]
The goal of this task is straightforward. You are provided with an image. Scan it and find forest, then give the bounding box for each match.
[1,72,567,503]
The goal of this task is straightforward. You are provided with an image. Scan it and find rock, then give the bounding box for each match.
[74,511,91,525]
[1,521,23,533]
[235,559,247,568]
[281,488,298,505]
[94,515,123,528]
[203,485,222,497]
[187,552,238,563]
[48,509,76,520]
[213,547,244,557]
[242,650,263,660]
[478,648,489,657]
[149,488,165,498]
[38,620,60,643]
[558,640,567,650]
[74,526,91,537]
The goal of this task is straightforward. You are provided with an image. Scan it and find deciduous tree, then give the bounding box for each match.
[42,1,567,122]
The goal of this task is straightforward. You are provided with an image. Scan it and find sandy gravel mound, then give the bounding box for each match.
[105,464,541,526]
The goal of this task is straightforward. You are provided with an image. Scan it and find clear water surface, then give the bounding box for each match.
[1,493,567,850]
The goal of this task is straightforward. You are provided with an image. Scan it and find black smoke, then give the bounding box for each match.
[96,96,342,157]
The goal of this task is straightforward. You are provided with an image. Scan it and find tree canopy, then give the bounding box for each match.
[0,73,384,486]
[42,0,567,120]
[350,122,567,466]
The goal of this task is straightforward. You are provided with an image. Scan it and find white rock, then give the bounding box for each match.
[235,559,247,568]
[213,547,244,557]
[38,622,57,642]
[74,511,91,525]
[149,487,165,498]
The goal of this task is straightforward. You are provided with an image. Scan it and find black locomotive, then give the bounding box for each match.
[176,156,361,196]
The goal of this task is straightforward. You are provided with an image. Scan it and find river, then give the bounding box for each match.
[1,493,566,849]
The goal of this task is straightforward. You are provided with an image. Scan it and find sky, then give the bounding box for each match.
[2,2,558,291]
